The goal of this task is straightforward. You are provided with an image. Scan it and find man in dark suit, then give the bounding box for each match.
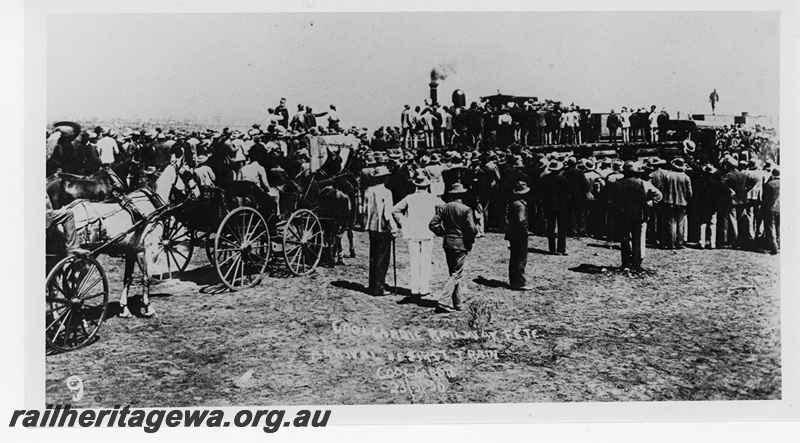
[539,160,569,255]
[606,110,620,143]
[563,156,591,237]
[429,183,477,312]
[610,162,663,270]
[275,98,290,129]
[506,181,532,291]
[722,159,760,249]
[761,168,780,254]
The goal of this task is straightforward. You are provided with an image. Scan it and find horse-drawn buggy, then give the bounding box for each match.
[45,124,360,352]
[46,149,183,352]
[146,132,359,288]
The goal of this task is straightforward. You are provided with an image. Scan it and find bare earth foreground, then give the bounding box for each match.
[46,231,780,406]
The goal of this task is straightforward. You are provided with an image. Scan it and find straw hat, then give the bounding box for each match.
[671,157,689,171]
[547,160,564,172]
[412,174,431,187]
[371,166,391,177]
[513,181,530,195]
[446,182,467,194]
[622,161,644,174]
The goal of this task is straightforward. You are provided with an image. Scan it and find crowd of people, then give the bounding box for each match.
[356,142,779,312]
[45,95,780,314]
[365,100,678,153]
[714,123,779,160]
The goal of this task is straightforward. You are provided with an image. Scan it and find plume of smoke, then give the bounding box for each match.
[430,61,458,82]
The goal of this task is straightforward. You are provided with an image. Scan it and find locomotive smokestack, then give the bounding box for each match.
[429,81,439,105]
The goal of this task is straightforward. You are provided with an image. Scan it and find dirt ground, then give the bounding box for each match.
[45,230,780,406]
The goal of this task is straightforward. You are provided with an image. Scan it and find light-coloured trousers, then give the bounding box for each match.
[408,239,434,295]
[699,212,717,248]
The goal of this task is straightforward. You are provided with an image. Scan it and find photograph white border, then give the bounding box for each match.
[11,0,800,431]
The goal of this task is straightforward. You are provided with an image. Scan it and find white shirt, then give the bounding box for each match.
[423,164,445,197]
[96,136,118,165]
[392,191,444,240]
[241,162,270,190]
[194,165,216,187]
[620,112,631,128]
[649,112,659,128]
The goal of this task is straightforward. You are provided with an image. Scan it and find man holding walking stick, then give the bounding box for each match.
[429,182,478,312]
[365,166,399,297]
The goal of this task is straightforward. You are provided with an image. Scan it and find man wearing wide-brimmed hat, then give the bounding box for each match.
[506,181,533,290]
[539,160,569,255]
[429,182,477,312]
[472,151,500,236]
[365,166,400,296]
[423,153,446,197]
[48,121,82,175]
[94,127,119,169]
[609,161,663,270]
[655,157,693,249]
[761,167,780,255]
[392,173,444,298]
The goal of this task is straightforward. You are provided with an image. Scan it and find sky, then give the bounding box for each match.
[47,11,780,130]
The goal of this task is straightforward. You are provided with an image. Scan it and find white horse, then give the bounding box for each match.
[65,162,190,317]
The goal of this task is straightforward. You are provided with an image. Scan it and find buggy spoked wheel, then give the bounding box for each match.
[283,209,324,276]
[214,207,271,291]
[45,254,109,352]
[150,217,195,281]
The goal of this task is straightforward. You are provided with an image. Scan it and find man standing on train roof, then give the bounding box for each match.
[327,104,341,132]
[607,109,620,143]
[275,97,290,129]
[709,89,719,114]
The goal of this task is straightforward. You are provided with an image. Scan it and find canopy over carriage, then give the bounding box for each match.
[308,134,359,173]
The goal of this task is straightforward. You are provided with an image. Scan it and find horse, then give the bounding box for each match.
[299,170,358,260]
[46,168,128,210]
[61,162,190,318]
[318,184,353,265]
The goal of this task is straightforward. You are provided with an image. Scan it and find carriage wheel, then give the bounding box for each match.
[45,254,109,352]
[150,217,195,281]
[283,209,324,276]
[214,207,271,291]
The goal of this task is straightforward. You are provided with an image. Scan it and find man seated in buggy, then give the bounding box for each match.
[45,194,89,256]
[218,153,280,224]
